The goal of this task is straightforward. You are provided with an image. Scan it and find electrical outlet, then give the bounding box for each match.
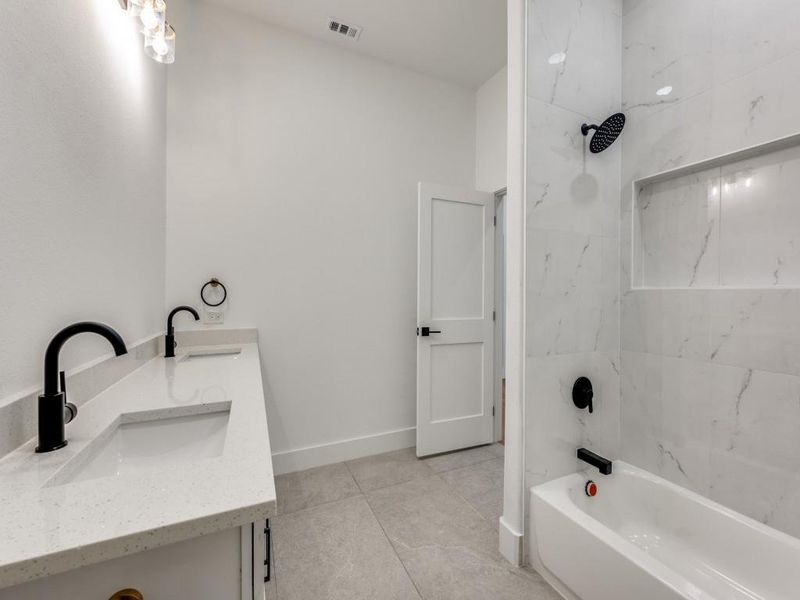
[204,308,224,324]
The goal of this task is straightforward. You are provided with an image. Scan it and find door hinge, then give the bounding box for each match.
[493,215,497,226]
[492,406,495,416]
[493,310,496,321]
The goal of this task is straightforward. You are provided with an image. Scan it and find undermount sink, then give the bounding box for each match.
[48,406,231,486]
[180,347,242,361]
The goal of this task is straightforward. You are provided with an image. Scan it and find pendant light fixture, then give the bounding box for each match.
[125,0,144,17]
[144,23,176,64]
[118,0,176,64]
[139,0,166,34]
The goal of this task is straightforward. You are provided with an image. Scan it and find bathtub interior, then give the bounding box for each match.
[535,462,800,600]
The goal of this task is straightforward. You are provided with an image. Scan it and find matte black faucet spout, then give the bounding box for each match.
[577,448,612,475]
[37,322,128,453]
[165,306,200,358]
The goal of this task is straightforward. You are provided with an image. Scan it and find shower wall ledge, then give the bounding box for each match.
[634,130,800,186]
[629,285,800,291]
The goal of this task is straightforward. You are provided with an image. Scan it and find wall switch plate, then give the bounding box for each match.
[204,308,225,324]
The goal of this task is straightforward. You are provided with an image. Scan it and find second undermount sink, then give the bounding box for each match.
[48,406,231,486]
[180,347,241,361]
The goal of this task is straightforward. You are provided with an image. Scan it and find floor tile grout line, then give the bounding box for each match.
[275,488,365,517]
[436,473,496,526]
[343,459,365,495]
[434,457,505,525]
[273,449,558,599]
[344,459,428,599]
[361,467,517,590]
[360,481,429,600]
[276,449,503,516]
[426,453,499,475]
[275,463,365,517]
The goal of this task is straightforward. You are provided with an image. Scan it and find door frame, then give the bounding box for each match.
[499,0,527,568]
[493,189,507,444]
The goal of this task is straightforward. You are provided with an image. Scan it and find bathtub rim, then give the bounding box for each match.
[533,460,800,552]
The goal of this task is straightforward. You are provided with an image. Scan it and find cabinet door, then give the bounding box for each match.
[241,519,270,600]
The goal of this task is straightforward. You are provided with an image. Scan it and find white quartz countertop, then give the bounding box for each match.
[0,342,276,589]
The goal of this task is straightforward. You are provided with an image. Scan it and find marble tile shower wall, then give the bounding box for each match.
[634,145,800,288]
[621,0,800,538]
[524,0,622,497]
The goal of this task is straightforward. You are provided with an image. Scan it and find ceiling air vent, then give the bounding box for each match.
[327,19,363,41]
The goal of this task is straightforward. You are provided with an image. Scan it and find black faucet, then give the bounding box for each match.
[577,448,612,475]
[165,306,200,358]
[37,322,128,453]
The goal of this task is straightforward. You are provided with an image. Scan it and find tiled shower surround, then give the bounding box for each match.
[526,0,800,548]
[620,0,800,537]
[524,0,622,539]
[634,145,800,289]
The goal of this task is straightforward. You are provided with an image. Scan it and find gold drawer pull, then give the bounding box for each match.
[109,589,143,600]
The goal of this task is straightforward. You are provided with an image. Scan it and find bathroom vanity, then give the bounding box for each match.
[0,338,275,599]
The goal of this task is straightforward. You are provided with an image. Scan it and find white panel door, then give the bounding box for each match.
[416,182,494,457]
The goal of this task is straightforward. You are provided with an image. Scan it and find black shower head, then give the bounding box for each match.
[581,112,626,153]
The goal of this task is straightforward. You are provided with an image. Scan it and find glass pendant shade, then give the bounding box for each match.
[139,0,166,34]
[126,0,145,17]
[144,23,176,64]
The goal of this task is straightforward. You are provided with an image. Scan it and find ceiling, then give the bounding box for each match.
[203,0,507,89]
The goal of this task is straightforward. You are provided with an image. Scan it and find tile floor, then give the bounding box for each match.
[267,445,560,600]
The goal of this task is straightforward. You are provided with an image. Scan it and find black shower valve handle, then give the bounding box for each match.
[572,376,594,414]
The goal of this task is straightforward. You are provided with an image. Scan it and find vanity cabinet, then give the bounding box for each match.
[0,520,270,600]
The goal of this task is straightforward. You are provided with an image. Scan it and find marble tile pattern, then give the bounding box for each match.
[719,145,800,287]
[269,445,558,599]
[634,168,720,288]
[528,0,621,121]
[633,145,800,289]
[524,0,622,511]
[620,0,800,539]
[0,339,276,589]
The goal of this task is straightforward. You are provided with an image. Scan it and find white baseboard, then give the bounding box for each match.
[498,515,524,566]
[271,426,416,475]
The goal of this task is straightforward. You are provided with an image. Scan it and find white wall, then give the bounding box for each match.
[0,1,166,400]
[166,0,476,464]
[476,66,508,193]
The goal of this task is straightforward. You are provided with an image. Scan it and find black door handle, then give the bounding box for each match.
[417,326,442,337]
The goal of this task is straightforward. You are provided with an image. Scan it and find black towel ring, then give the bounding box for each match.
[200,278,227,307]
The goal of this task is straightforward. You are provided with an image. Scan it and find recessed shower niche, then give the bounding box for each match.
[632,136,800,289]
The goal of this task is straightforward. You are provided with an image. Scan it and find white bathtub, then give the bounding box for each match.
[531,461,800,600]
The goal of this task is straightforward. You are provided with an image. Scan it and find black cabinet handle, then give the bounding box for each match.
[264,520,271,582]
